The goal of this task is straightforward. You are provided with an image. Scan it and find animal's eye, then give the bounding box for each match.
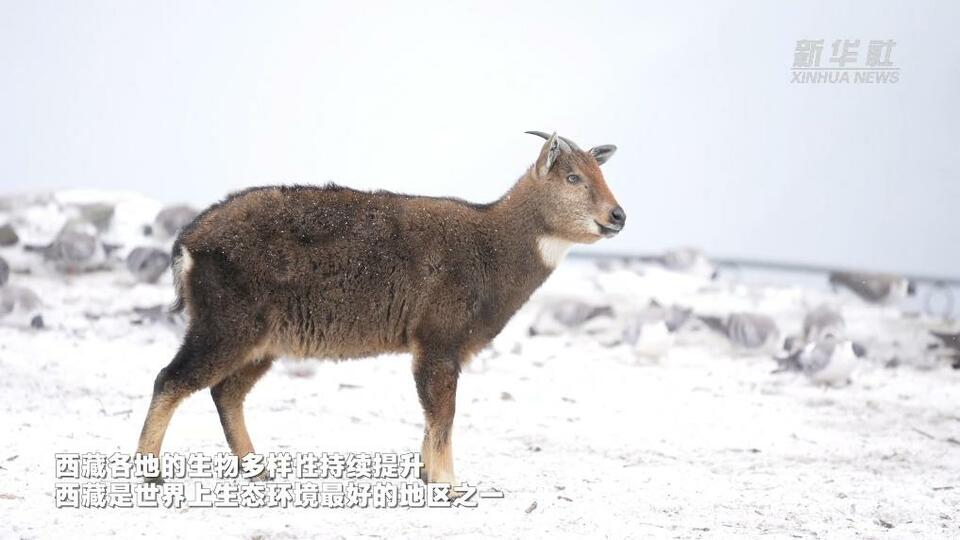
[566,174,581,184]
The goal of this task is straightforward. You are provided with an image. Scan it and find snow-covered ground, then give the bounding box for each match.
[1,192,959,539]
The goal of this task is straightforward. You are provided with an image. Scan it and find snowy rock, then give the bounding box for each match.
[154,205,198,238]
[73,202,115,232]
[0,256,8,287]
[126,246,171,283]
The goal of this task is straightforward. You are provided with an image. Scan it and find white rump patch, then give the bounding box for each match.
[180,248,194,275]
[172,247,194,308]
[537,236,573,268]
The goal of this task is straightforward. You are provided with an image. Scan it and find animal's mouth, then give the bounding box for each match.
[595,221,622,238]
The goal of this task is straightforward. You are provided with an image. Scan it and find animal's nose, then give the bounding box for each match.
[609,206,626,227]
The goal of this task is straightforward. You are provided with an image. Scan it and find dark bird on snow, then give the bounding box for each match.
[929,330,960,369]
[699,312,782,351]
[0,255,9,287]
[775,336,861,386]
[828,271,915,305]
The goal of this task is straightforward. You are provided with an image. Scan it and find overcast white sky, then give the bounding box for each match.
[1,1,958,277]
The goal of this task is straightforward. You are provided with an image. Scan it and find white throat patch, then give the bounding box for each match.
[537,236,573,268]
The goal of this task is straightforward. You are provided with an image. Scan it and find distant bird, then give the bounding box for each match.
[154,205,198,239]
[776,337,862,386]
[26,221,107,273]
[828,271,915,305]
[126,246,171,283]
[653,247,717,279]
[929,330,960,369]
[0,285,44,328]
[803,304,846,342]
[782,304,867,359]
[0,222,18,246]
[0,256,8,287]
[930,330,960,352]
[699,312,781,351]
[620,301,692,356]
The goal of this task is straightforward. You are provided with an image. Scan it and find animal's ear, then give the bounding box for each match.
[590,144,617,165]
[534,132,562,177]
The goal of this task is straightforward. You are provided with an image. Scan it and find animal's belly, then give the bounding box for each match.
[265,296,410,360]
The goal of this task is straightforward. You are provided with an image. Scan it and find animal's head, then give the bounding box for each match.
[525,131,625,244]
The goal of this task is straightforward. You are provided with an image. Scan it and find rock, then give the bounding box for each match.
[74,203,115,232]
[0,256,8,286]
[126,246,171,283]
[0,223,18,246]
[154,205,198,238]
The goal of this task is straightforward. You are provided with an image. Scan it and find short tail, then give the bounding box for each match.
[169,237,187,314]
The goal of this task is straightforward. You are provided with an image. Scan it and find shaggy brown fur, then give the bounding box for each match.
[136,132,625,485]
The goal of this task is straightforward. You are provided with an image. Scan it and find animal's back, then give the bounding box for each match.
[176,185,426,357]
[174,184,505,359]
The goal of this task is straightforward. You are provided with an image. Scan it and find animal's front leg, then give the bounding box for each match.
[412,346,461,486]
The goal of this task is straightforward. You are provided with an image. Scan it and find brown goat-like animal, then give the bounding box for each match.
[136,132,625,485]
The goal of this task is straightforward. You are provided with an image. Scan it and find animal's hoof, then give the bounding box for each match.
[423,480,468,502]
[447,485,470,501]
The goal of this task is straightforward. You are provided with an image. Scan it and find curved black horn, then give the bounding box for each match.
[524,131,581,152]
[559,136,581,152]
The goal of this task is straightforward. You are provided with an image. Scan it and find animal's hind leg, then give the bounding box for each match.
[136,330,250,468]
[210,357,274,459]
[413,347,461,486]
